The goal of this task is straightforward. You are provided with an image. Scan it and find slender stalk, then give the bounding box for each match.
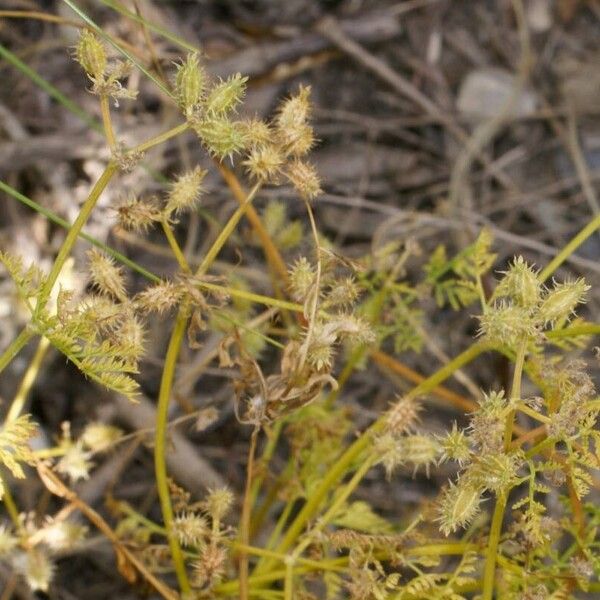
[539,213,600,282]
[0,327,34,376]
[154,303,192,595]
[482,492,507,600]
[196,282,303,313]
[36,162,117,311]
[130,122,189,155]
[482,338,527,600]
[196,183,261,276]
[239,426,260,600]
[0,471,23,529]
[5,337,50,423]
[100,95,117,149]
[161,219,191,273]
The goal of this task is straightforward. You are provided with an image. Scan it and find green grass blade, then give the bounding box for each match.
[99,0,200,54]
[0,42,100,131]
[0,179,160,283]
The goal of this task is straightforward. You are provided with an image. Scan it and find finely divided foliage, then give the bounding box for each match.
[0,22,598,600]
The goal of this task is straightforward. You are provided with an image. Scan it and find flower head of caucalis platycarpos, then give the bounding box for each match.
[173,513,209,547]
[539,278,590,325]
[163,166,207,219]
[288,257,316,302]
[87,249,127,302]
[284,159,322,201]
[134,280,184,315]
[275,85,315,157]
[193,117,248,161]
[116,195,162,232]
[203,487,235,522]
[437,481,483,536]
[438,422,471,467]
[243,144,284,182]
[13,548,55,593]
[75,30,107,80]
[80,422,122,453]
[56,442,93,482]
[174,52,206,114]
[205,73,248,116]
[478,301,539,347]
[385,396,422,435]
[493,256,542,309]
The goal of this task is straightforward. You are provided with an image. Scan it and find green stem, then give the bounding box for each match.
[5,336,50,423]
[482,492,507,600]
[196,183,261,276]
[0,327,35,376]
[539,213,600,282]
[482,338,526,600]
[36,162,117,312]
[130,122,189,155]
[100,95,116,149]
[161,219,191,273]
[154,303,192,595]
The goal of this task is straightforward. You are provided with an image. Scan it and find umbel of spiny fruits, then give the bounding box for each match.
[432,257,591,536]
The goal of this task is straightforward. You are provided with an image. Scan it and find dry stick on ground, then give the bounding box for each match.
[314,15,518,193]
[36,464,178,600]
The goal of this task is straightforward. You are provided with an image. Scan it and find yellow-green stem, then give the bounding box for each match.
[154,302,192,595]
[239,426,260,600]
[100,95,116,149]
[161,219,191,273]
[0,327,35,376]
[482,492,507,600]
[483,338,526,599]
[539,213,600,282]
[130,122,189,155]
[5,336,50,423]
[36,162,117,312]
[196,183,261,276]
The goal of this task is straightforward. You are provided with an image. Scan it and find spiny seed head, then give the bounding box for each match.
[57,443,92,482]
[276,85,312,131]
[173,513,209,547]
[192,544,227,589]
[243,144,284,182]
[374,432,404,479]
[75,30,107,79]
[494,256,541,308]
[478,302,538,347]
[87,249,127,302]
[437,482,482,536]
[398,434,441,476]
[164,166,207,218]
[241,118,273,148]
[288,257,315,301]
[285,159,322,201]
[205,73,248,116]
[203,487,235,521]
[117,196,162,232]
[539,278,589,325]
[467,453,521,492]
[325,277,360,308]
[14,548,54,593]
[81,422,122,452]
[439,422,471,466]
[193,117,248,160]
[275,85,315,156]
[385,396,421,435]
[175,52,206,114]
[38,520,87,551]
[134,280,182,315]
